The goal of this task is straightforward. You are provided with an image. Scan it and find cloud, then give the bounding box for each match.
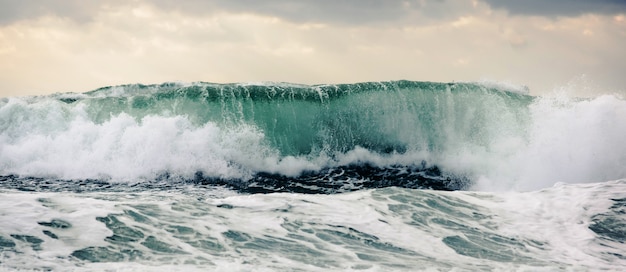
[0,0,120,25]
[149,0,482,25]
[483,0,626,17]
[2,1,625,27]
[148,0,407,24]
[0,0,478,26]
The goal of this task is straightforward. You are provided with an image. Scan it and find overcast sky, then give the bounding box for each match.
[0,0,625,97]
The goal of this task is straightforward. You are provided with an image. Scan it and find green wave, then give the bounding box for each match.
[64,80,533,157]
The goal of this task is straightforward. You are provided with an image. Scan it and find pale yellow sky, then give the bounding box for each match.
[0,0,625,97]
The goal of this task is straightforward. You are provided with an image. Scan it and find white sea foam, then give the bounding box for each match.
[469,93,626,191]
[1,180,624,270]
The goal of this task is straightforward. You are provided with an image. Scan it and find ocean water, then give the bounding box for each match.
[0,81,625,271]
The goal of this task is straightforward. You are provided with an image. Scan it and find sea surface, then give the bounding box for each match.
[1,81,625,271]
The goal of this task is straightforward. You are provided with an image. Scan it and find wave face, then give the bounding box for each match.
[1,80,625,191]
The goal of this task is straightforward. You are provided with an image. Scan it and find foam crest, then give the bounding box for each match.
[1,110,287,181]
[473,94,626,191]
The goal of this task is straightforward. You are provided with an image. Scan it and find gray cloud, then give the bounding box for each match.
[2,0,624,27]
[148,0,476,25]
[0,0,120,24]
[0,0,472,25]
[483,0,626,17]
